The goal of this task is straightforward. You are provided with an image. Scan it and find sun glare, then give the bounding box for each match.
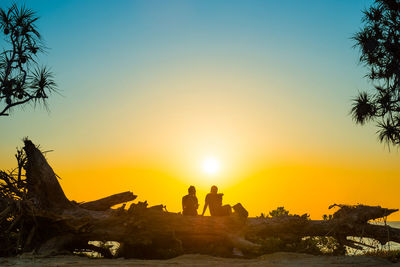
[202,157,220,175]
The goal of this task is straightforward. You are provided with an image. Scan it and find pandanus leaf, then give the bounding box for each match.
[351,92,376,124]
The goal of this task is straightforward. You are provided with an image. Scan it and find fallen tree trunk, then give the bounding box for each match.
[79,191,137,211]
[0,139,399,258]
[24,139,72,211]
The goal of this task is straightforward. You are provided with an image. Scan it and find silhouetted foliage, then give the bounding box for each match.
[352,0,400,147]
[0,147,26,199]
[257,208,343,255]
[0,146,27,256]
[269,206,290,217]
[258,206,290,218]
[0,3,56,116]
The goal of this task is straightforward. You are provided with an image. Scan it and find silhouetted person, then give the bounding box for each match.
[201,185,231,216]
[182,185,199,216]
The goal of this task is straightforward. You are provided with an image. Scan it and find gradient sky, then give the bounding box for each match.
[1,0,399,219]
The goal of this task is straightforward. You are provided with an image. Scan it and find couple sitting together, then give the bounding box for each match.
[182,185,232,216]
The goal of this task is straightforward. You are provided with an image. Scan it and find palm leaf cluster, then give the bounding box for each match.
[352,0,400,147]
[0,4,56,116]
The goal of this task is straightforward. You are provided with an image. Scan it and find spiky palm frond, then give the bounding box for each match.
[377,118,400,145]
[376,89,394,113]
[29,67,57,99]
[376,0,400,12]
[351,92,376,124]
[12,4,40,39]
[0,6,14,30]
[371,6,385,22]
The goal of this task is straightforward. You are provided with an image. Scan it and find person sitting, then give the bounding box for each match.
[201,185,231,216]
[182,185,199,216]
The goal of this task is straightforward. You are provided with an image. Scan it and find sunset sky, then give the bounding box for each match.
[1,0,399,220]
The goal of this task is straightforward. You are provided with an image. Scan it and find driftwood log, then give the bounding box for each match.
[79,191,137,211]
[0,139,399,258]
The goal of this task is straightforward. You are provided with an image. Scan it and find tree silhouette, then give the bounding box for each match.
[269,206,289,217]
[351,0,400,147]
[0,4,56,117]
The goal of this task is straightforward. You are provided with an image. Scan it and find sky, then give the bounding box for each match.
[1,0,399,219]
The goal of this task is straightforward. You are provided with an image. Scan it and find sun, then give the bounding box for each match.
[202,156,220,175]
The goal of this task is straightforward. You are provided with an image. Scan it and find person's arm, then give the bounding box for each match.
[201,196,208,216]
[182,196,186,211]
[201,203,208,216]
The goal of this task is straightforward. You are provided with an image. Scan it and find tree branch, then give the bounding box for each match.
[0,95,35,116]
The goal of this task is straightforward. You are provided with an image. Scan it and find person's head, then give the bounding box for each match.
[188,185,196,195]
[210,185,218,194]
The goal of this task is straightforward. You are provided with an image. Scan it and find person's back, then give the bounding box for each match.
[182,186,199,216]
[202,185,231,216]
[205,192,222,216]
